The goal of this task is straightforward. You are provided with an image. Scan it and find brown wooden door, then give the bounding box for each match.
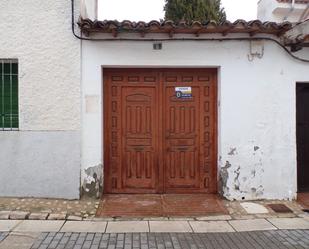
[104,69,160,193]
[163,71,217,193]
[297,83,309,192]
[104,68,217,194]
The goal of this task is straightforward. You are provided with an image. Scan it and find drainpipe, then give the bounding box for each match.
[284,0,295,21]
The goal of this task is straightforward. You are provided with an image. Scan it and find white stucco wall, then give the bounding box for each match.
[0,0,81,131]
[81,34,309,200]
[0,0,81,198]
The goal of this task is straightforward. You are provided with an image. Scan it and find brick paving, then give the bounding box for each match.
[97,194,228,218]
[98,194,307,219]
[30,230,309,249]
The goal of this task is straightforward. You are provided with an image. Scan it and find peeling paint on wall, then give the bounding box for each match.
[81,164,103,198]
[228,147,237,155]
[220,143,267,200]
[251,185,264,198]
[219,161,232,197]
[234,166,241,191]
[251,169,256,177]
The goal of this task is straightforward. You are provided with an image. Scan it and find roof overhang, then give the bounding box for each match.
[78,19,294,38]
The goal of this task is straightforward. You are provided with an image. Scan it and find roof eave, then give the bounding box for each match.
[78,18,294,38]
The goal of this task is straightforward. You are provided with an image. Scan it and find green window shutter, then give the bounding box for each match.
[0,60,18,130]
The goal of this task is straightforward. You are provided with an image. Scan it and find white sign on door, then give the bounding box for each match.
[175,87,192,99]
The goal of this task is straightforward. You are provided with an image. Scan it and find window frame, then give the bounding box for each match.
[0,59,19,131]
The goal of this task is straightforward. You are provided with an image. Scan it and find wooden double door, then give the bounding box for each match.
[104,68,217,194]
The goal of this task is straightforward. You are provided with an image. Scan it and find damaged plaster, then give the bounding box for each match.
[219,161,232,197]
[220,143,266,200]
[228,147,237,155]
[234,166,241,191]
[81,164,103,198]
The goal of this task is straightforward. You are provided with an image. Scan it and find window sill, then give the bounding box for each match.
[0,128,19,131]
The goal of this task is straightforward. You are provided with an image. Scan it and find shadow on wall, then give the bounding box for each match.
[81,164,103,198]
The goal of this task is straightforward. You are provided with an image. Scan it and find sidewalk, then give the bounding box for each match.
[1,197,309,248]
[1,224,309,249]
[1,216,309,234]
[0,215,309,248]
[0,196,307,220]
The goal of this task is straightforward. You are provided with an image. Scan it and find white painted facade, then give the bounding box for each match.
[0,0,81,199]
[81,34,309,200]
[258,0,309,22]
[1,0,309,201]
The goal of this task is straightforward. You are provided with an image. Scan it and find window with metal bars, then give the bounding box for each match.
[0,59,18,130]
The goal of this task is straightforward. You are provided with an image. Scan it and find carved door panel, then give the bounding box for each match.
[104,69,160,193]
[121,87,158,191]
[164,85,201,190]
[163,71,217,193]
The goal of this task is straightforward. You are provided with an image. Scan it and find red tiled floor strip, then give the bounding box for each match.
[96,194,228,218]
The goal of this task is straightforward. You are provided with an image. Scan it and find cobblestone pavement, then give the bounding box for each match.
[0,197,309,220]
[0,233,8,242]
[30,230,309,249]
[0,196,307,220]
[0,198,99,219]
[226,199,305,218]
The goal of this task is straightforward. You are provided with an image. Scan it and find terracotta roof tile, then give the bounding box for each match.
[78,19,293,37]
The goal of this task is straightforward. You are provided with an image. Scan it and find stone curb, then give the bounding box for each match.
[0,210,308,222]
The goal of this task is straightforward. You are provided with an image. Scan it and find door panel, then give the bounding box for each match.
[122,87,157,190]
[104,68,217,194]
[297,83,309,192]
[163,71,217,193]
[104,69,160,193]
[164,85,200,189]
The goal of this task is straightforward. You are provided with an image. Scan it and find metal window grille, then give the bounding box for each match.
[0,59,18,131]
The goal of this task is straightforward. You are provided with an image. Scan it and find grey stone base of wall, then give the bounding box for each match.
[0,131,80,199]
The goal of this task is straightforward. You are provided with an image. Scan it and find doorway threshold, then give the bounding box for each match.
[96,194,228,218]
